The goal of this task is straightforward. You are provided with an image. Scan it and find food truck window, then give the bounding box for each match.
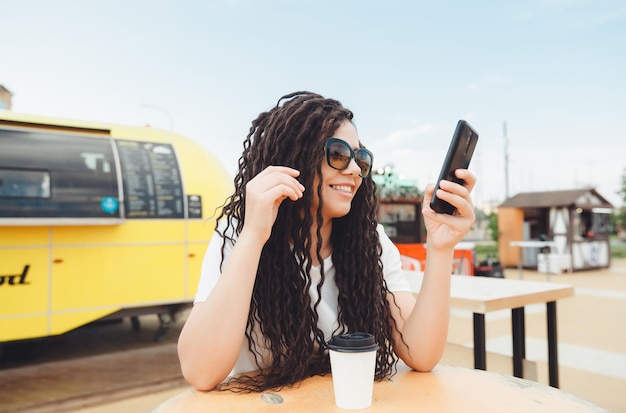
[0,168,50,198]
[0,128,120,218]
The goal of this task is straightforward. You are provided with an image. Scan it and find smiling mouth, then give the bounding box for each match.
[331,185,353,195]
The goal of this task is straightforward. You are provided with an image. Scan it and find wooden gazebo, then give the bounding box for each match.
[498,188,613,272]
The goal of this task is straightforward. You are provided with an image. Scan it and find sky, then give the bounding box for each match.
[2,0,625,208]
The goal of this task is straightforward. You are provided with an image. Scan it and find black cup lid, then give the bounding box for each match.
[326,332,379,353]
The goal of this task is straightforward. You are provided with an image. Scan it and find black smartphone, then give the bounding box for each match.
[429,120,479,215]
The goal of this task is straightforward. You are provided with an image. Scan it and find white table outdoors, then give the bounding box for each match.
[509,240,559,279]
[405,271,575,387]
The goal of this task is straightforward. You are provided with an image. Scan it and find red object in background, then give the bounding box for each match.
[395,243,475,275]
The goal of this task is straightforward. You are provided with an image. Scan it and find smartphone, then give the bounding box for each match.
[429,120,479,215]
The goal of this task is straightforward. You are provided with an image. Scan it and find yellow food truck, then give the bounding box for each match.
[0,110,233,345]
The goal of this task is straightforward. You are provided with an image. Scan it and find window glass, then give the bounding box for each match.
[0,128,120,218]
[379,203,422,243]
[524,208,549,240]
[592,212,610,237]
[576,209,593,239]
[0,168,50,198]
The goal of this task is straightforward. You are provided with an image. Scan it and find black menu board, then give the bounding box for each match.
[116,140,184,218]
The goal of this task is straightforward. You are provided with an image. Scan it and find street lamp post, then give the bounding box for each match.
[503,121,509,200]
[141,103,174,131]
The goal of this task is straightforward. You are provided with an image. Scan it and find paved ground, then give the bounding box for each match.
[445,258,626,413]
[2,259,625,412]
[0,315,188,413]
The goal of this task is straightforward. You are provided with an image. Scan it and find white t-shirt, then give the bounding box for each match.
[194,220,410,375]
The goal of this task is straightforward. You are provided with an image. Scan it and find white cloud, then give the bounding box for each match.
[485,75,511,86]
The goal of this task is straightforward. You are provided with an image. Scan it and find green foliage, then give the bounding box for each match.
[619,167,626,206]
[610,236,626,258]
[373,167,422,201]
[474,242,498,262]
[488,212,498,242]
[613,167,626,238]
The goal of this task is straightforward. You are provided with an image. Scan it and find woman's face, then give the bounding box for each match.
[312,120,365,221]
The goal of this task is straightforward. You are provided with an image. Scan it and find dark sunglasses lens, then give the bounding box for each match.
[328,141,352,169]
[356,150,372,177]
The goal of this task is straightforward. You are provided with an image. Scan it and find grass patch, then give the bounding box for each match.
[474,242,498,263]
[611,237,626,258]
[471,238,626,261]
[473,237,626,260]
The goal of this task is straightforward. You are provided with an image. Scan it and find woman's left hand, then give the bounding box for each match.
[421,169,477,251]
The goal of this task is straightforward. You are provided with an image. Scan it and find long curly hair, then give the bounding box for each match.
[214,91,400,391]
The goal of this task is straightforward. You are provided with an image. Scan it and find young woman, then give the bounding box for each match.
[177,91,476,392]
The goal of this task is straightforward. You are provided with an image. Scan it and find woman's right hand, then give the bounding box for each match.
[243,166,305,243]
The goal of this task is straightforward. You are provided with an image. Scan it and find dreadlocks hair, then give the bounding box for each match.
[213,91,401,392]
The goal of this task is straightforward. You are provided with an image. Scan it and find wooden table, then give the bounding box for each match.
[153,364,607,412]
[405,272,575,387]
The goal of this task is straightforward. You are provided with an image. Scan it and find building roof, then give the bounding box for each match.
[499,188,613,209]
[0,84,13,95]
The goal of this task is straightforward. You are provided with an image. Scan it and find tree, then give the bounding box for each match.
[488,211,499,242]
[617,168,626,206]
[373,166,422,201]
[613,168,626,240]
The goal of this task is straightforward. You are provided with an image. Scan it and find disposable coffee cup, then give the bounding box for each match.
[326,332,379,409]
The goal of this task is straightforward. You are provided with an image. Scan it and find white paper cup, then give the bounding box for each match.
[327,333,379,410]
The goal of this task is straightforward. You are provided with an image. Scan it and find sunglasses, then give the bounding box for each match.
[324,137,374,178]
